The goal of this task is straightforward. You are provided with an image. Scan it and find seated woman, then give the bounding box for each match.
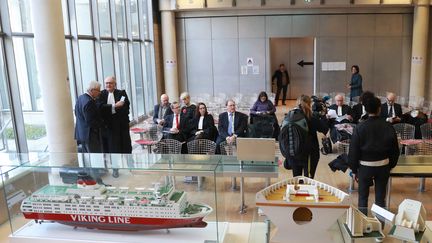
[249,91,279,138]
[190,102,218,141]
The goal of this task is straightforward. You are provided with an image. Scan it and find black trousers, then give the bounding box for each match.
[358,165,390,215]
[275,85,288,104]
[291,152,320,179]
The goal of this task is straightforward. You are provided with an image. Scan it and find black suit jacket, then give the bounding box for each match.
[163,113,191,141]
[380,103,402,119]
[74,93,103,143]
[191,114,218,141]
[153,103,173,124]
[272,70,290,87]
[97,89,132,153]
[217,111,248,140]
[352,103,368,123]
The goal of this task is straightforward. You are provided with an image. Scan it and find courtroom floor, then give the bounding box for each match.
[1,100,432,242]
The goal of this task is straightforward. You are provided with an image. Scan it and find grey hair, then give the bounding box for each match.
[104,76,116,83]
[180,92,190,100]
[171,101,179,108]
[87,81,101,92]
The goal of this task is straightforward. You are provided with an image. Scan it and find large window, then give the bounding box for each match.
[0,0,156,153]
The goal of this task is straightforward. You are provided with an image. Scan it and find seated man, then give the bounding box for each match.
[216,99,248,152]
[153,94,173,125]
[380,92,402,124]
[327,94,353,142]
[162,101,191,142]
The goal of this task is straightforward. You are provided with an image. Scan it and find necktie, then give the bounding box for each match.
[228,113,233,135]
[176,114,179,129]
[389,105,393,117]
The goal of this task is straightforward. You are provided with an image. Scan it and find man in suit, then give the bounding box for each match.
[98,76,132,177]
[327,94,353,142]
[153,93,173,125]
[271,64,290,106]
[216,99,248,150]
[163,101,191,142]
[380,92,402,124]
[74,80,104,153]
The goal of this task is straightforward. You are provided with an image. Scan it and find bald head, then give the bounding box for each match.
[387,92,396,105]
[335,94,344,106]
[104,76,116,92]
[160,94,169,107]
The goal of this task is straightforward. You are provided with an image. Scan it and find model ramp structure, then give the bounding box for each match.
[345,206,384,239]
[256,176,350,243]
[20,173,212,231]
[389,199,426,242]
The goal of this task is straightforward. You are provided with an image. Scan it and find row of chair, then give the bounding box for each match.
[153,139,236,155]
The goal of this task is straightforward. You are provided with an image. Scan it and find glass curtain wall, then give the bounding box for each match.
[0,0,156,153]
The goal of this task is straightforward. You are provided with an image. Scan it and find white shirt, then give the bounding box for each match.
[337,106,342,116]
[198,116,204,130]
[107,92,116,114]
[172,113,181,129]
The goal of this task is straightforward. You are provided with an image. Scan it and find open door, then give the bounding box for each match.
[270,37,314,100]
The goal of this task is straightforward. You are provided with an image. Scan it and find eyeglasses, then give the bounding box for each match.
[172,106,180,109]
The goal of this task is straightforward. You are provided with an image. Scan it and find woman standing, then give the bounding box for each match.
[348,94,399,215]
[348,65,363,101]
[190,102,218,141]
[289,95,328,178]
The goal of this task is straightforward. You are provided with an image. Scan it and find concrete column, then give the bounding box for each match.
[408,0,429,98]
[30,0,76,153]
[161,11,180,101]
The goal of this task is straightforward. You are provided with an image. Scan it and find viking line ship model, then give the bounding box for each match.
[256,176,351,243]
[20,173,212,231]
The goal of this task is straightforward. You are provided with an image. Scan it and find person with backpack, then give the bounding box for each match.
[279,95,328,178]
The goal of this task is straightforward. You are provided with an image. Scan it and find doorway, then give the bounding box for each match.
[270,37,315,100]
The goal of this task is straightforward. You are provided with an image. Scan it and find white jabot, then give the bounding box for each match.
[198,116,204,130]
[107,92,116,114]
[337,106,342,116]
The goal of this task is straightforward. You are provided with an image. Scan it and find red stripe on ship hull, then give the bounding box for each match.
[23,213,206,231]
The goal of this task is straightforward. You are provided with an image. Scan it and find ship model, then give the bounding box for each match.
[21,173,212,231]
[256,176,351,243]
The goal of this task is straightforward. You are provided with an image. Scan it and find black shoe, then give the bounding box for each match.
[112,169,119,178]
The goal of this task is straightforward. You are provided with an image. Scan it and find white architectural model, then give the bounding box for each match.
[256,176,350,243]
[345,206,384,238]
[390,199,426,242]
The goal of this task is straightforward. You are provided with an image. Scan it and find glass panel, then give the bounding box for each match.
[78,40,96,92]
[115,0,127,38]
[8,0,33,33]
[144,44,155,112]
[65,40,76,107]
[141,0,149,39]
[75,0,92,35]
[100,41,114,78]
[130,0,139,38]
[97,0,111,37]
[0,40,17,152]
[12,38,41,112]
[118,41,132,119]
[62,0,70,35]
[12,38,47,152]
[132,42,144,115]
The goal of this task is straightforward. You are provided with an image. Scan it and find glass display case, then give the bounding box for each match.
[0,152,279,243]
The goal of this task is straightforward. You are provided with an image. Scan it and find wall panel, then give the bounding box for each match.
[186,39,213,95]
[373,37,403,93]
[239,38,266,94]
[212,39,239,95]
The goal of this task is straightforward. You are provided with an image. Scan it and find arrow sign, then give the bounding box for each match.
[297,60,314,67]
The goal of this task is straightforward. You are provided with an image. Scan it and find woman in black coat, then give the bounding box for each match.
[190,102,218,141]
[290,95,328,178]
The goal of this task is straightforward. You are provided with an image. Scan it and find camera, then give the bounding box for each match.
[311,95,330,117]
